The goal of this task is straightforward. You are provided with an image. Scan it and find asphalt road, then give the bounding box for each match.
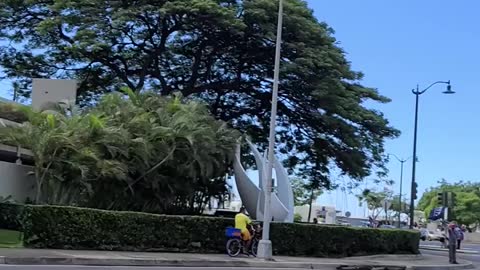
[0,267,311,270]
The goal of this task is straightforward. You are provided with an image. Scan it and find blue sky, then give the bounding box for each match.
[306,0,480,216]
[0,0,477,218]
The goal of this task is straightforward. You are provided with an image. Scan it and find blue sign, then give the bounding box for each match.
[429,207,445,221]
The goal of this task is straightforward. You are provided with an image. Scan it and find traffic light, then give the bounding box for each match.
[437,192,444,206]
[412,182,418,200]
[447,192,456,207]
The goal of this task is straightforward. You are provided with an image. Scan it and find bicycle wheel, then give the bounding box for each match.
[226,238,242,257]
[250,239,258,257]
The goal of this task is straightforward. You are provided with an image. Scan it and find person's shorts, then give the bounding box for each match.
[241,230,251,241]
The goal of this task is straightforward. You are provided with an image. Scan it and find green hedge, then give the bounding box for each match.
[0,103,28,123]
[271,223,419,257]
[22,205,233,252]
[16,204,418,256]
[0,203,24,231]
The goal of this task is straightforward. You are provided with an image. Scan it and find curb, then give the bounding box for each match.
[412,265,474,270]
[420,246,479,254]
[0,256,474,270]
[0,257,337,269]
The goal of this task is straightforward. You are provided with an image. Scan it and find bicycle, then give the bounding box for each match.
[225,225,261,257]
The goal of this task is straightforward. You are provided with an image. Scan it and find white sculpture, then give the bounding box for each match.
[233,139,294,222]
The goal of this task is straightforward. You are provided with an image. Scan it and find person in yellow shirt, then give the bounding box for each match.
[235,206,252,252]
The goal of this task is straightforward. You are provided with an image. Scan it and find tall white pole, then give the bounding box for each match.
[257,0,283,260]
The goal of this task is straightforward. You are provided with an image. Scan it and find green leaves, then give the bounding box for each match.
[0,0,399,188]
[17,204,418,256]
[417,180,480,225]
[0,92,239,214]
[291,177,322,206]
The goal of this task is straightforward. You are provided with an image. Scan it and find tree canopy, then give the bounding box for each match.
[356,188,408,221]
[357,189,389,220]
[417,180,480,226]
[0,90,239,214]
[291,177,322,206]
[0,0,399,187]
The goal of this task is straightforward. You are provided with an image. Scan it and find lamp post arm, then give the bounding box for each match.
[388,154,412,164]
[413,81,450,95]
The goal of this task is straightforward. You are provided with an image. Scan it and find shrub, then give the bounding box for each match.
[0,203,24,231]
[270,222,419,257]
[22,205,233,252]
[0,103,28,123]
[19,204,419,256]
[293,213,303,223]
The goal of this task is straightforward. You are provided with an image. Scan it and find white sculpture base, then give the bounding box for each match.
[257,240,273,260]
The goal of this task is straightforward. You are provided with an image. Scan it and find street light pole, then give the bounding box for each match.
[398,160,404,227]
[257,0,283,260]
[409,89,420,229]
[389,154,411,228]
[409,81,454,229]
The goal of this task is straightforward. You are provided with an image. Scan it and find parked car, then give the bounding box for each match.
[427,231,445,241]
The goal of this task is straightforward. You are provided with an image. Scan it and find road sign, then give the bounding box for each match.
[429,207,445,221]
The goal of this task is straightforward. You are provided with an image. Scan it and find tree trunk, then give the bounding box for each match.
[34,168,43,204]
[307,187,314,222]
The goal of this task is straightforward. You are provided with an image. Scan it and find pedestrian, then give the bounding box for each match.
[455,225,464,250]
[313,218,318,224]
[448,221,458,264]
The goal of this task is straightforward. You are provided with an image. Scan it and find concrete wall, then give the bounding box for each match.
[0,161,35,202]
[32,79,77,110]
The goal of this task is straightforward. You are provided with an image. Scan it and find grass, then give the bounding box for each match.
[0,229,23,248]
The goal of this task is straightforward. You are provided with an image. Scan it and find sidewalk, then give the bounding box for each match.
[0,248,474,270]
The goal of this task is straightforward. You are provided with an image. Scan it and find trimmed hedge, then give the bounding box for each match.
[22,205,233,252]
[0,103,28,123]
[14,204,418,256]
[0,203,24,231]
[271,223,419,257]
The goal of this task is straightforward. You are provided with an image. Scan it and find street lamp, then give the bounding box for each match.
[388,154,412,228]
[409,80,454,229]
[257,0,284,260]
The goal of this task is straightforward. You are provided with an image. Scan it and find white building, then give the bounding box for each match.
[0,79,77,202]
[294,204,338,224]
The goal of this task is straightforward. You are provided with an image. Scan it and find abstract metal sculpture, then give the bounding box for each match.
[233,140,294,222]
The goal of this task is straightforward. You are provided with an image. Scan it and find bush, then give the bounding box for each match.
[19,204,419,256]
[22,205,233,252]
[271,222,419,257]
[0,103,28,123]
[0,203,24,231]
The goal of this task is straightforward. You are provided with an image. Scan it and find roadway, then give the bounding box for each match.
[0,267,309,270]
[421,242,480,264]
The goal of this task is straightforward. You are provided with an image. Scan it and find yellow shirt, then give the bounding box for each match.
[235,213,251,233]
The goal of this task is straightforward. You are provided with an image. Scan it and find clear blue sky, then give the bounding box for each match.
[307,0,479,216]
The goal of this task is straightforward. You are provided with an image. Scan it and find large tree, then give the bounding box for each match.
[0,0,399,186]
